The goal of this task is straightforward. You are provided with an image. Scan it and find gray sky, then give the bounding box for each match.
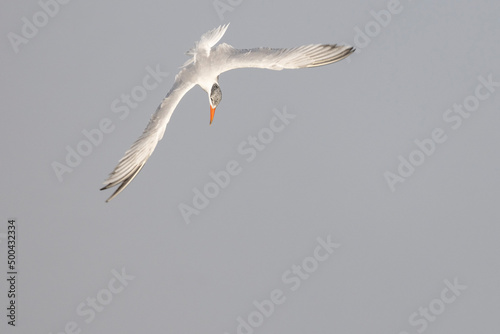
[1,0,499,333]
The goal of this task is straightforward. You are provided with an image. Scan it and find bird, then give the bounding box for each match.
[101,24,354,202]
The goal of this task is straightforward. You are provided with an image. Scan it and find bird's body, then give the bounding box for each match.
[101,24,354,202]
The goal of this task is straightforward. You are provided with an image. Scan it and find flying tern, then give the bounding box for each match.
[101,24,354,202]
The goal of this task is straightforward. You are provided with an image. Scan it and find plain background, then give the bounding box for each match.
[1,0,499,333]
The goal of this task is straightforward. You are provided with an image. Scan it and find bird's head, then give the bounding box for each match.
[209,83,222,125]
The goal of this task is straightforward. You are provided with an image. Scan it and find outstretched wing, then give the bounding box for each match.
[101,75,195,202]
[217,44,354,72]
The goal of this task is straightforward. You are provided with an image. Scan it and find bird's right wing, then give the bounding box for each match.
[101,76,195,202]
[218,44,354,72]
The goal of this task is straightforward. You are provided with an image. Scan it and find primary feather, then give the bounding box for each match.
[101,24,354,202]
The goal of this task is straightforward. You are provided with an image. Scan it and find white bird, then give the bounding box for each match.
[101,24,354,202]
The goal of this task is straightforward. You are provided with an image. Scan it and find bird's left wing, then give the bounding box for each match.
[216,43,354,72]
[101,77,195,202]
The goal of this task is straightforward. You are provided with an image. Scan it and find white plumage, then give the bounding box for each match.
[101,24,354,202]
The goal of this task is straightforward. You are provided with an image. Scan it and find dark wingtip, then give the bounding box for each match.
[100,162,147,203]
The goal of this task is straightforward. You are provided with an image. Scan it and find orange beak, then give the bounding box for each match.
[210,105,216,125]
